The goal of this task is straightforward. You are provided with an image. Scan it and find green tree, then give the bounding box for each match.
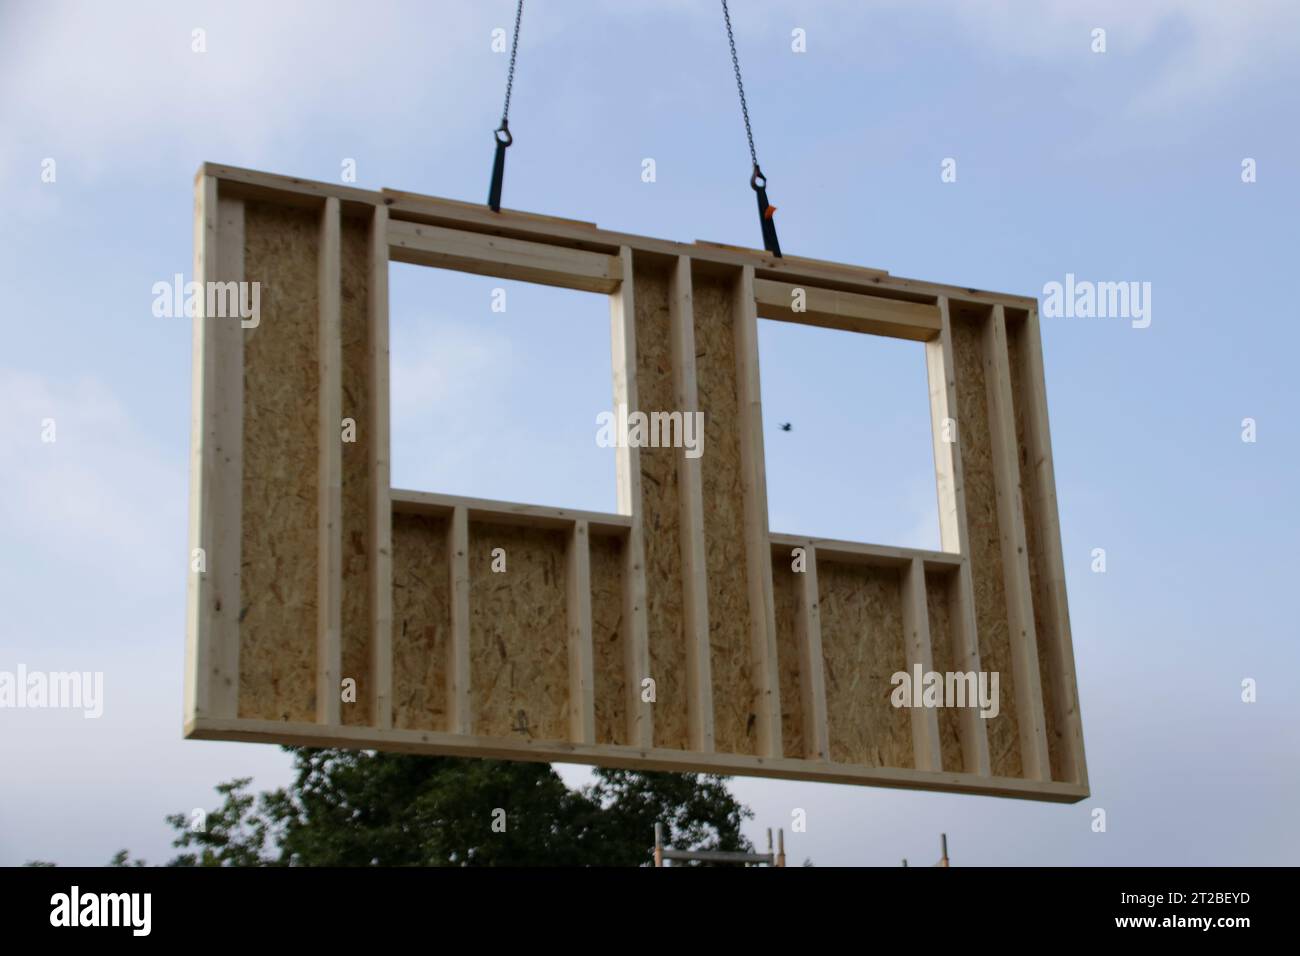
[165,747,753,866]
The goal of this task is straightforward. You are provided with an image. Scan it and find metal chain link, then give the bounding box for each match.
[721,0,758,169]
[500,0,525,125]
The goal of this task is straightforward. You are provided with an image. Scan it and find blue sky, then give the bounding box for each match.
[1,0,1297,866]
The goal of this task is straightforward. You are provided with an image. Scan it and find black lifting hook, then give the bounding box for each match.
[751,166,781,258]
[488,122,513,213]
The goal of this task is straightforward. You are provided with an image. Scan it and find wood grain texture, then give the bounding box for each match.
[590,533,628,746]
[391,513,450,731]
[468,522,569,742]
[339,213,372,726]
[669,257,715,752]
[367,206,393,730]
[925,570,966,773]
[693,274,757,756]
[949,302,1020,777]
[771,553,805,759]
[1006,307,1086,784]
[632,263,690,750]
[239,201,320,723]
[818,561,913,769]
[186,183,243,722]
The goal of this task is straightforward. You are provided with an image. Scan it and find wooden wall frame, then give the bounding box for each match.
[185,163,1088,802]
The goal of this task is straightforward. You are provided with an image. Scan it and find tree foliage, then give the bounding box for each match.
[162,748,753,866]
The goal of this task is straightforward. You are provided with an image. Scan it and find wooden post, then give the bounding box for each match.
[926,298,992,777]
[566,520,596,744]
[610,246,653,748]
[902,558,942,772]
[448,505,472,735]
[668,255,715,753]
[1013,306,1088,788]
[984,305,1050,781]
[368,204,393,730]
[316,196,343,726]
[185,177,243,722]
[795,542,829,760]
[733,266,782,759]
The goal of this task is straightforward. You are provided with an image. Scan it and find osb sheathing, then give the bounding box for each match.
[468,522,569,741]
[238,202,319,723]
[391,513,450,731]
[1006,313,1064,780]
[632,264,689,750]
[692,274,757,756]
[771,554,805,759]
[339,219,372,726]
[950,309,1021,778]
[818,561,913,768]
[925,570,965,773]
[590,534,627,746]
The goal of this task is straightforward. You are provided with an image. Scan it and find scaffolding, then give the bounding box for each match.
[653,823,786,867]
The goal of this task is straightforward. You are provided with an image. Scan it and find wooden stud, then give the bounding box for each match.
[733,265,782,759]
[316,196,343,727]
[795,543,829,761]
[668,256,714,753]
[753,278,941,342]
[927,298,991,776]
[609,247,652,748]
[902,558,943,772]
[368,205,394,730]
[448,505,472,735]
[1014,306,1088,787]
[566,521,596,744]
[388,218,623,293]
[984,305,1050,781]
[185,177,243,722]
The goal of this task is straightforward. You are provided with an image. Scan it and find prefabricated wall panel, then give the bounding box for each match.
[186,163,1088,802]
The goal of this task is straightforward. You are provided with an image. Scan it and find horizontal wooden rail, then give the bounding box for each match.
[187,716,1089,803]
[770,532,962,571]
[753,278,942,341]
[388,218,623,293]
[391,488,632,536]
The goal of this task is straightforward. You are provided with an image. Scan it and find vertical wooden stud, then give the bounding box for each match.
[668,255,715,753]
[795,543,829,761]
[448,504,472,735]
[902,557,942,771]
[566,520,596,744]
[368,205,393,730]
[185,177,243,723]
[985,305,1050,781]
[1015,306,1088,787]
[316,196,343,726]
[733,265,782,759]
[926,298,991,776]
[610,246,653,748]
